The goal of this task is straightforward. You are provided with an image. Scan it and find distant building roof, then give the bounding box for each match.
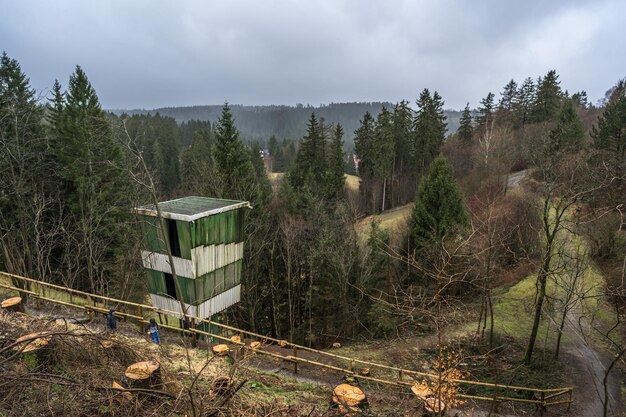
[134,196,251,222]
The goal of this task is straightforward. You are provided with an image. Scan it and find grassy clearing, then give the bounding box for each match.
[344,174,360,191]
[356,203,412,240]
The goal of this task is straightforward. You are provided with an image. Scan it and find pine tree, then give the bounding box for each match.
[0,52,50,278]
[499,79,518,112]
[532,70,562,122]
[514,77,536,126]
[413,89,447,173]
[591,91,626,178]
[325,123,346,201]
[410,155,468,250]
[50,65,130,293]
[571,91,589,109]
[476,92,495,127]
[392,100,413,174]
[457,103,473,143]
[180,128,212,194]
[212,103,257,201]
[354,111,377,212]
[289,113,326,192]
[546,100,585,156]
[354,112,376,179]
[373,107,395,211]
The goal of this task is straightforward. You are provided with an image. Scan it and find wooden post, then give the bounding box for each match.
[398,370,403,381]
[567,389,572,411]
[35,284,42,309]
[350,360,354,373]
[191,318,197,348]
[540,391,545,416]
[293,346,298,374]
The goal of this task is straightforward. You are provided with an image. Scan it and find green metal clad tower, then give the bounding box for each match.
[134,196,250,319]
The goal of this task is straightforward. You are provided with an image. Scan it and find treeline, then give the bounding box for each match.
[114,102,464,148]
[1,51,624,351]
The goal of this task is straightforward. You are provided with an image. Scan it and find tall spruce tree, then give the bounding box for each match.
[0,53,51,278]
[289,113,326,192]
[325,123,346,201]
[458,103,474,143]
[373,107,395,211]
[499,79,518,112]
[546,100,585,156]
[50,66,129,293]
[476,92,495,127]
[413,89,447,174]
[532,70,562,122]
[514,77,536,126]
[354,111,377,212]
[212,103,258,202]
[410,155,468,251]
[180,128,212,194]
[591,90,626,179]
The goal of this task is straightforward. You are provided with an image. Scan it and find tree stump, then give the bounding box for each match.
[411,384,433,400]
[423,397,446,415]
[2,297,24,313]
[125,360,161,388]
[209,376,233,397]
[249,341,261,349]
[230,335,241,344]
[332,342,342,348]
[212,344,230,356]
[278,339,288,347]
[332,383,367,413]
[12,332,53,367]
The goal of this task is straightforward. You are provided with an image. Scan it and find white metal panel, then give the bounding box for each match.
[141,251,195,278]
[150,293,198,318]
[191,243,244,277]
[197,285,241,318]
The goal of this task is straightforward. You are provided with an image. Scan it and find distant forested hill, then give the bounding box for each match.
[111,103,462,147]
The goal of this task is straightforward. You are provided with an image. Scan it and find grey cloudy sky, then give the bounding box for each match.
[1,0,624,110]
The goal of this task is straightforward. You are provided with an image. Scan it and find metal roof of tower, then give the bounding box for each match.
[134,196,251,222]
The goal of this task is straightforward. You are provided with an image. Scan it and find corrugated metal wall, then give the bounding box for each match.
[141,206,246,318]
[149,285,241,318]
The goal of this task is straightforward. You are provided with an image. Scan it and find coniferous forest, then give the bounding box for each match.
[1,49,625,416]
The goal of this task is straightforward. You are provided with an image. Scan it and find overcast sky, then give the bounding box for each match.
[1,0,624,110]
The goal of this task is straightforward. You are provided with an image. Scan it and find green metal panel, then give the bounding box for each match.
[224,263,235,290]
[174,275,196,305]
[141,216,165,253]
[234,259,242,286]
[214,267,225,294]
[146,270,166,294]
[176,220,192,259]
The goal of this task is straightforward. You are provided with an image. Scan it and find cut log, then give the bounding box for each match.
[332,342,342,348]
[249,341,261,349]
[230,335,241,344]
[125,360,161,388]
[358,368,370,377]
[278,339,288,347]
[332,383,367,413]
[410,383,433,399]
[12,332,53,367]
[2,297,24,313]
[212,344,230,356]
[12,332,51,353]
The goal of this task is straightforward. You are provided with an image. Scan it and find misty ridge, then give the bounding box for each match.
[111,103,463,147]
